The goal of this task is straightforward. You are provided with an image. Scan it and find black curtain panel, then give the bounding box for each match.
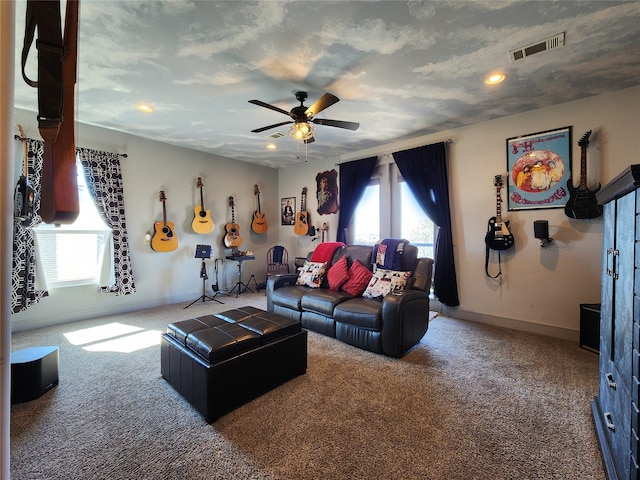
[336,156,378,243]
[393,142,460,307]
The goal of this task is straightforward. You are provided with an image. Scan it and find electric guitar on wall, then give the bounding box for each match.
[224,196,243,247]
[565,130,602,219]
[485,175,515,251]
[191,177,214,234]
[251,185,268,234]
[14,125,37,225]
[294,187,310,236]
[151,191,179,252]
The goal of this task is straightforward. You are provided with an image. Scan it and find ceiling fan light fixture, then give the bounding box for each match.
[289,121,314,141]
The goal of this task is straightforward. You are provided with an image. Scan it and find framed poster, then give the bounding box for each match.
[281,197,295,225]
[315,169,339,215]
[506,126,572,210]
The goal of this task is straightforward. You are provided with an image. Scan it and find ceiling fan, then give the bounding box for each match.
[248,91,359,143]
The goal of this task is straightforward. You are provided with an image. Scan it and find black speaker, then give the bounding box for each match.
[533,220,549,239]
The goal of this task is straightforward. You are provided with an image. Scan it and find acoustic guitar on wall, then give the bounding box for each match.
[151,191,178,252]
[251,184,268,234]
[294,187,310,236]
[192,177,214,234]
[224,196,243,247]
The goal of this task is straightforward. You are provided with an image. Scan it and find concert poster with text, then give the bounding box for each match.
[506,126,572,210]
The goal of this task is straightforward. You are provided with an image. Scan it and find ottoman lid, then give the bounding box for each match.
[186,322,261,363]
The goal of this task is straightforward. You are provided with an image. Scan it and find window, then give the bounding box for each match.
[351,159,437,259]
[34,159,112,288]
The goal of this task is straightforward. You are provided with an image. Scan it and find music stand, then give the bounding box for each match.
[184,245,224,308]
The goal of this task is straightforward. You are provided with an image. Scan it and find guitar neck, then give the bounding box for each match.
[495,187,503,223]
[200,186,205,209]
[162,200,168,227]
[579,146,588,190]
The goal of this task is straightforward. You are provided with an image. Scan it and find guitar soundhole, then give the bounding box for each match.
[162,227,173,237]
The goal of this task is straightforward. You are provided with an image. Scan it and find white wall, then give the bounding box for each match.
[11,110,279,331]
[11,86,640,337]
[278,86,640,340]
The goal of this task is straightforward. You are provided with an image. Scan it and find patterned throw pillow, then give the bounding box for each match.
[362,269,412,301]
[295,261,327,288]
[327,255,349,291]
[340,259,373,297]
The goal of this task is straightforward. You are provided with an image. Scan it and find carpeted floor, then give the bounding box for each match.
[10,292,605,479]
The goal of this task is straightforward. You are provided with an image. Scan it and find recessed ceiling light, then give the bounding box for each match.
[266,143,277,150]
[485,73,507,85]
[136,103,153,113]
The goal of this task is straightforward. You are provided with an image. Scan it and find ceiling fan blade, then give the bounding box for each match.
[251,121,293,133]
[248,99,291,116]
[305,93,339,118]
[304,136,315,144]
[312,118,360,131]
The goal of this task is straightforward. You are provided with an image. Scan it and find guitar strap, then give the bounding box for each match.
[21,0,64,143]
[485,246,503,281]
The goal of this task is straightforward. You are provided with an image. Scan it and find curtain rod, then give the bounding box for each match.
[336,138,454,166]
[13,134,127,157]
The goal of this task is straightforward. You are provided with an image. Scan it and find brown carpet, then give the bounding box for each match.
[10,293,605,479]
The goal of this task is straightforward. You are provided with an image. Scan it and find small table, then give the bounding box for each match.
[226,255,256,297]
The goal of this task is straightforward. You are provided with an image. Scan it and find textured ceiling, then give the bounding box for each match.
[13,0,640,168]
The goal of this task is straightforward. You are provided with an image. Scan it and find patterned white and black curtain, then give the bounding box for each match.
[11,138,48,313]
[11,139,136,313]
[77,147,136,295]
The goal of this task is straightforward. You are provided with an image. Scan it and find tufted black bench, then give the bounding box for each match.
[160,306,307,423]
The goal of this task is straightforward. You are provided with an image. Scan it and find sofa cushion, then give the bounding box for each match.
[327,255,349,291]
[340,259,373,297]
[301,288,354,316]
[296,261,327,288]
[270,285,309,311]
[362,269,412,301]
[334,298,382,330]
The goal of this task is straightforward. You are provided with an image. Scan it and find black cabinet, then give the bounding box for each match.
[592,165,640,480]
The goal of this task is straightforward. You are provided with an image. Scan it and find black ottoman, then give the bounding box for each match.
[11,346,59,404]
[161,307,307,422]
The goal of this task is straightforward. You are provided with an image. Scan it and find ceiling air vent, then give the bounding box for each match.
[270,132,284,139]
[509,32,565,62]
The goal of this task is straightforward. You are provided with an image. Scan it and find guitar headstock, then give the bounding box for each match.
[159,190,166,202]
[254,184,260,195]
[228,196,234,207]
[18,124,26,140]
[493,175,503,187]
[578,130,592,147]
[196,177,203,188]
[301,187,307,196]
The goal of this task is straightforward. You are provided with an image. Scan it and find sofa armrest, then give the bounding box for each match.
[266,274,299,312]
[380,289,430,357]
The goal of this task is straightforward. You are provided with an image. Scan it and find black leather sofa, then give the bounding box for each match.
[266,244,433,358]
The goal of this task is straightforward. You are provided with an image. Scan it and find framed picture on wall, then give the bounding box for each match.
[506,126,572,210]
[281,197,296,225]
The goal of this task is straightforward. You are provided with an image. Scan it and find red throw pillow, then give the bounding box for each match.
[340,259,373,296]
[327,255,349,291]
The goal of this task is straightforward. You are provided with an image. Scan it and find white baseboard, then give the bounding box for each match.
[430,299,579,343]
